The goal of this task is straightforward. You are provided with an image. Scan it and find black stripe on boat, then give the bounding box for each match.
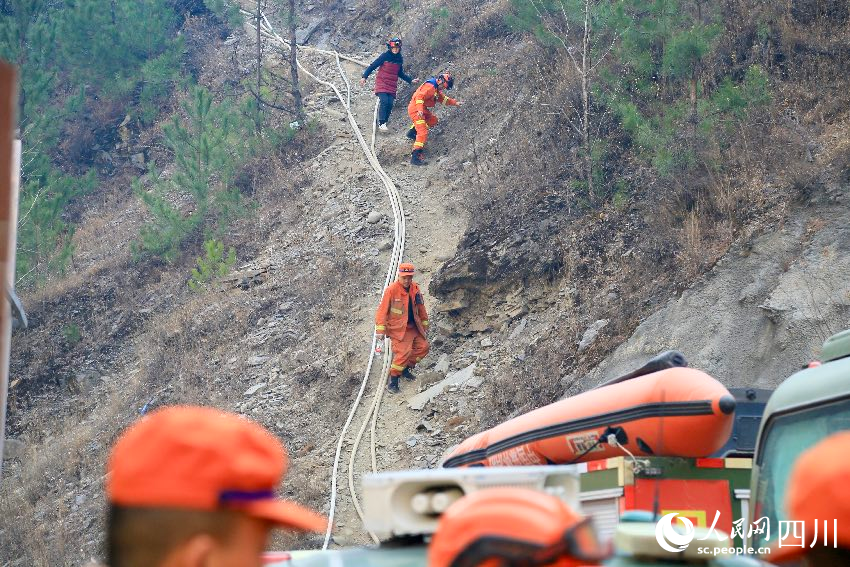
[442,400,714,468]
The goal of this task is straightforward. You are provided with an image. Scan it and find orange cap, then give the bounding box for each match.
[398,263,415,276]
[428,487,606,567]
[771,431,850,563]
[107,406,326,532]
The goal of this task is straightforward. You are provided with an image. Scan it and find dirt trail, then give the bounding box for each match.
[290,54,468,546]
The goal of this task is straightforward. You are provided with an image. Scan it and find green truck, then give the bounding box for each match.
[748,328,850,554]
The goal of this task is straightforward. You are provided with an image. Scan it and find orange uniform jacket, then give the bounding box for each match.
[407,81,458,115]
[375,281,429,341]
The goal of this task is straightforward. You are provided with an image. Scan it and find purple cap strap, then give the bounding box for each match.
[219,489,276,503]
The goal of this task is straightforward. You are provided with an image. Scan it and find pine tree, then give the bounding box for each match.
[57,0,179,97]
[0,1,94,284]
[136,86,249,261]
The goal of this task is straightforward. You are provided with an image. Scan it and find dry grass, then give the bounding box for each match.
[680,207,705,280]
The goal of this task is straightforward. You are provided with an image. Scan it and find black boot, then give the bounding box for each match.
[386,376,400,394]
[406,126,417,140]
[401,367,417,381]
[411,149,426,166]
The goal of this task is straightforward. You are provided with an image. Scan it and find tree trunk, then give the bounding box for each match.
[255,0,263,134]
[582,0,593,199]
[688,69,698,144]
[288,0,305,124]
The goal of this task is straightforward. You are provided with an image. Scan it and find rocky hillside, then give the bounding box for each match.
[2,0,850,564]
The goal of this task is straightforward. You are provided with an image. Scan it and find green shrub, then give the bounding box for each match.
[188,239,236,291]
[138,43,186,124]
[204,0,244,28]
[61,323,81,345]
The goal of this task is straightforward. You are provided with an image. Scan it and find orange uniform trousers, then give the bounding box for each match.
[408,109,439,151]
[390,323,430,377]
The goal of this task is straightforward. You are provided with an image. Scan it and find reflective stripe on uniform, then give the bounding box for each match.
[415,99,424,104]
[413,141,425,148]
[391,363,405,371]
[415,357,422,362]
[422,320,429,327]
[414,119,426,124]
[375,325,386,331]
[390,307,403,314]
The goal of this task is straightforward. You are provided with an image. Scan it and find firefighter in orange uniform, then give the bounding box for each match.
[375,263,430,393]
[406,73,462,166]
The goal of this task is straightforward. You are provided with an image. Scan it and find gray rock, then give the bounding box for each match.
[367,211,382,224]
[332,533,354,546]
[480,337,493,348]
[434,354,450,374]
[509,317,528,340]
[578,319,609,353]
[408,363,477,411]
[3,438,25,460]
[295,18,326,45]
[130,152,145,167]
[248,356,270,367]
[406,437,418,447]
[68,371,102,395]
[244,382,267,397]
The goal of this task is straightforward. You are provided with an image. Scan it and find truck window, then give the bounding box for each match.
[752,397,850,548]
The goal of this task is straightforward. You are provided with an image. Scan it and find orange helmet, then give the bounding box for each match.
[428,488,607,567]
[398,263,415,276]
[437,72,454,90]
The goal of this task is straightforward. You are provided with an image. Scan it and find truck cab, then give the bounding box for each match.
[749,328,850,552]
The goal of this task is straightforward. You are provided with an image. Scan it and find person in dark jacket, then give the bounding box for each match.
[360,37,416,132]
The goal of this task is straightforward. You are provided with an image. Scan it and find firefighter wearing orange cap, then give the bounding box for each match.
[375,262,430,393]
[771,431,850,566]
[429,487,607,567]
[406,72,462,166]
[106,406,326,567]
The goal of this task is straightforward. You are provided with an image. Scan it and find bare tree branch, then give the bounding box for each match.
[247,86,296,113]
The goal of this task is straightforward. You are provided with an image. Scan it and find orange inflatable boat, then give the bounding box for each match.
[442,366,735,468]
